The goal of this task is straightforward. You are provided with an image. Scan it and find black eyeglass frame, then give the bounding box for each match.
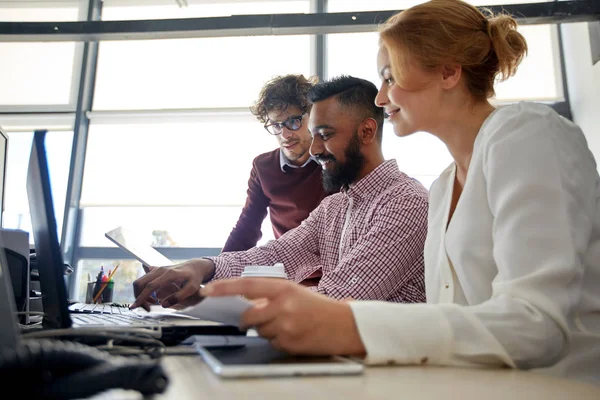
[263,113,307,135]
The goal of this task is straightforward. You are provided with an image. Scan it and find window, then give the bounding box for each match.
[101,0,310,21]
[327,27,562,103]
[0,42,80,109]
[93,35,312,110]
[0,1,84,22]
[382,127,453,190]
[81,118,276,205]
[0,1,85,110]
[78,206,277,248]
[327,0,552,13]
[2,130,74,243]
[94,1,313,110]
[79,118,279,247]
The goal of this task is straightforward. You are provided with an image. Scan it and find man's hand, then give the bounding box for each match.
[200,278,366,357]
[130,258,216,311]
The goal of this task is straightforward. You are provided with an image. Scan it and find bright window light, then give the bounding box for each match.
[2,130,73,243]
[327,25,562,103]
[81,119,277,206]
[102,0,310,21]
[0,1,84,108]
[93,35,312,110]
[327,0,552,12]
[78,206,275,248]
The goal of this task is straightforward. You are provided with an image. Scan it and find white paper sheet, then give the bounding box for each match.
[135,307,201,320]
[172,296,252,327]
[134,296,252,327]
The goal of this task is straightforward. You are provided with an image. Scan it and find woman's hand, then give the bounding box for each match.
[200,278,366,356]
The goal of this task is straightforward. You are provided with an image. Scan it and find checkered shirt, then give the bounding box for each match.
[210,159,428,303]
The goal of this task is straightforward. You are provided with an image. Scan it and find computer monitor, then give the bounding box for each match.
[0,126,8,227]
[26,130,71,329]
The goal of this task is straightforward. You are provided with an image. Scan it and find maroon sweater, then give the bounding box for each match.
[222,148,329,252]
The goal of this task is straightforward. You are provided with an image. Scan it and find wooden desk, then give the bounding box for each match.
[93,353,600,399]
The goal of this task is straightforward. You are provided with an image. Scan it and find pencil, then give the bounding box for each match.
[93,264,119,303]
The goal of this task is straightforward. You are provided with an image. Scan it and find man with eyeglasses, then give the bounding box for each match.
[222,74,330,276]
[131,76,428,311]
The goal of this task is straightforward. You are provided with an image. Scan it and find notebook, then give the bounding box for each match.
[26,130,244,345]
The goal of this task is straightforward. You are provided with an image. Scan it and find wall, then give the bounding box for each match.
[561,22,600,169]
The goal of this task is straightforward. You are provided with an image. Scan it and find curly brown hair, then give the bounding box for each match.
[250,74,319,123]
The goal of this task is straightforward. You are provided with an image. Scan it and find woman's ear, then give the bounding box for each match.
[441,64,462,89]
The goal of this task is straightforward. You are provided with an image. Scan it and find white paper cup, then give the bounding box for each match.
[241,263,288,279]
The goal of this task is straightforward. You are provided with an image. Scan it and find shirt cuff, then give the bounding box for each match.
[349,301,452,366]
[204,256,230,281]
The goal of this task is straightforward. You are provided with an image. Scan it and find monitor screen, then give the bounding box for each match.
[26,130,71,329]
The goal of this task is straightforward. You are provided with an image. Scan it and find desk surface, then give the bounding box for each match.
[92,353,600,400]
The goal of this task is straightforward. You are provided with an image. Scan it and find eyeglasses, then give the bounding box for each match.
[264,114,306,135]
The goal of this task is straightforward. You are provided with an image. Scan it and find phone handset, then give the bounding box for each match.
[0,339,168,399]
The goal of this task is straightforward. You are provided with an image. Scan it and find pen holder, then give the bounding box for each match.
[102,281,114,303]
[86,281,115,303]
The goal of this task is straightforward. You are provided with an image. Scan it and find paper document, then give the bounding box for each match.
[136,307,201,320]
[135,296,252,326]
[176,296,252,327]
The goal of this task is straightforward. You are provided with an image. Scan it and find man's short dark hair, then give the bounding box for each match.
[308,75,384,141]
[250,74,318,124]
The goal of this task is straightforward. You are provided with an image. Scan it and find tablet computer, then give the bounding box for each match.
[105,226,174,268]
[195,337,364,378]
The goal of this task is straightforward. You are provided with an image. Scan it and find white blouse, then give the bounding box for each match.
[350,102,600,385]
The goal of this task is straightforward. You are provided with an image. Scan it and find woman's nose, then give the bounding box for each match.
[375,84,389,107]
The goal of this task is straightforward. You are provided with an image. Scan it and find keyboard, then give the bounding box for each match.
[71,312,156,326]
[68,302,175,327]
[69,302,137,316]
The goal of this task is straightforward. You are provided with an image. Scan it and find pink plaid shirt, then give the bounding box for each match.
[210,159,428,303]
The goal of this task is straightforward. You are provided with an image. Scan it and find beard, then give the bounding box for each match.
[320,131,365,193]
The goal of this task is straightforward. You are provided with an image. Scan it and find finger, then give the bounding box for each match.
[240,299,278,330]
[160,279,203,308]
[132,267,164,298]
[249,298,269,307]
[270,336,293,353]
[131,272,175,309]
[155,283,181,302]
[142,264,157,274]
[252,319,280,340]
[201,277,293,300]
[140,298,157,312]
[131,282,161,309]
[136,270,189,302]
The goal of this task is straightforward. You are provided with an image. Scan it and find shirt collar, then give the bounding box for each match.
[341,159,401,201]
[279,149,316,172]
